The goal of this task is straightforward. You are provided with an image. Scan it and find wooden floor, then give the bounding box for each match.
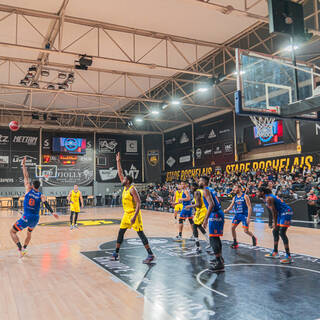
[0,207,319,320]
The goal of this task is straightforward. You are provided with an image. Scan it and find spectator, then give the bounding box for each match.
[307,189,318,221]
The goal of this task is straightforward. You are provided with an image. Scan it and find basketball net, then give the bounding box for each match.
[250,106,278,140]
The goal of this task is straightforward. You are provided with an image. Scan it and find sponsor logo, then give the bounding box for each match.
[208,129,216,139]
[43,138,50,149]
[0,134,9,145]
[165,137,176,145]
[0,178,14,183]
[126,238,168,245]
[43,155,51,163]
[13,135,38,146]
[99,139,117,153]
[180,132,189,144]
[166,156,175,168]
[12,155,37,166]
[224,142,233,153]
[99,168,118,181]
[213,145,222,155]
[64,138,78,151]
[126,140,138,153]
[195,148,202,159]
[59,154,77,165]
[179,155,191,163]
[0,155,9,164]
[204,149,212,155]
[195,133,205,141]
[39,219,120,227]
[124,164,139,179]
[219,128,231,134]
[147,150,160,167]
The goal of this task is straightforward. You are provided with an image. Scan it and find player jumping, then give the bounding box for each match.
[224,184,257,248]
[111,152,155,264]
[10,157,58,257]
[257,186,293,264]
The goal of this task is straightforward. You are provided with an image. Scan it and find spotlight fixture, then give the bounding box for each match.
[135,117,143,123]
[284,45,299,52]
[47,84,55,90]
[58,73,67,79]
[28,65,37,73]
[30,82,39,88]
[41,69,50,77]
[212,73,227,84]
[197,87,209,93]
[66,73,74,84]
[162,104,169,110]
[127,121,134,128]
[75,54,92,70]
[25,72,34,80]
[151,109,160,115]
[32,113,39,120]
[58,83,68,90]
[232,70,245,76]
[171,100,180,105]
[20,79,28,86]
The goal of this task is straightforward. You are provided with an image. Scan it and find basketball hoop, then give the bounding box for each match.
[249,106,279,141]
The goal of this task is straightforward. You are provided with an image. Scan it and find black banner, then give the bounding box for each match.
[0,128,39,186]
[144,134,162,183]
[300,121,320,153]
[96,133,142,183]
[42,131,94,186]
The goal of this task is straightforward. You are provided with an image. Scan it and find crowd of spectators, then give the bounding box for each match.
[142,165,320,220]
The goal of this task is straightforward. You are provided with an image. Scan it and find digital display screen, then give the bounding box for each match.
[253,120,283,146]
[52,138,86,154]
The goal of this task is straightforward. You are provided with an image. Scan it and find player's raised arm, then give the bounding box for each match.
[116,152,125,183]
[22,156,31,193]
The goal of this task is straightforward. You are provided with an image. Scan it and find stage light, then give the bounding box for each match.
[171,100,180,105]
[284,45,299,52]
[151,109,160,115]
[58,83,68,90]
[47,84,55,90]
[41,70,50,77]
[20,79,28,86]
[25,72,34,80]
[233,70,245,76]
[30,82,39,88]
[135,117,143,123]
[162,104,169,110]
[66,73,74,84]
[58,73,67,79]
[28,66,37,73]
[197,87,209,93]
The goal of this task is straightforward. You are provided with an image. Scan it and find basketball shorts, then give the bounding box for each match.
[120,210,143,231]
[70,204,80,213]
[174,204,183,212]
[180,208,193,219]
[277,210,293,228]
[14,213,40,231]
[194,208,207,225]
[208,209,224,237]
[232,213,249,228]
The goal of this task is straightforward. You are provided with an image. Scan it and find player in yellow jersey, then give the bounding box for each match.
[111,152,155,264]
[67,185,83,230]
[173,184,183,222]
[186,182,210,253]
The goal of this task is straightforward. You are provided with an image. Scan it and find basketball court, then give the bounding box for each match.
[0,0,320,319]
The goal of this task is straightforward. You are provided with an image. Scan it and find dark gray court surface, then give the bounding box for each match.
[81,237,320,320]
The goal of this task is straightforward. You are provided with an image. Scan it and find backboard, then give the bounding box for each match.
[235,48,320,121]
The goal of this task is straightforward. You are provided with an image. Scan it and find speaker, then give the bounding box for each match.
[237,142,247,154]
[268,0,305,38]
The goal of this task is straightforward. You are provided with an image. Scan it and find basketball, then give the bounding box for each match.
[9,121,19,131]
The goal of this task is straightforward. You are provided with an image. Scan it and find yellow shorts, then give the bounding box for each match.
[174,204,183,212]
[194,208,207,225]
[70,205,80,213]
[120,211,143,231]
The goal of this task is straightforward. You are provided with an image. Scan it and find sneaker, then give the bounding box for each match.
[280,255,293,264]
[21,248,27,257]
[265,251,280,259]
[195,247,202,254]
[173,235,182,242]
[111,251,119,261]
[209,261,225,272]
[143,254,155,264]
[252,236,257,246]
[74,224,78,229]
[230,242,239,249]
[70,225,74,230]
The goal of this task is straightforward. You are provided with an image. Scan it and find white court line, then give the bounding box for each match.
[196,269,228,298]
[196,263,320,298]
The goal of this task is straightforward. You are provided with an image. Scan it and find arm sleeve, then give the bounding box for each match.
[44,201,53,213]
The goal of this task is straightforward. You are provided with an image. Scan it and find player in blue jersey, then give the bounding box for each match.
[200,176,225,272]
[173,180,194,242]
[10,157,58,257]
[257,186,293,264]
[224,184,257,249]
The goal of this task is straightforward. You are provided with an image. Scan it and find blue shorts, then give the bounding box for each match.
[277,210,293,228]
[14,213,40,232]
[232,213,248,228]
[180,208,193,219]
[208,209,224,237]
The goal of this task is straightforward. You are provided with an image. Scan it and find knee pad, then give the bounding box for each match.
[179,218,184,224]
[137,231,149,246]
